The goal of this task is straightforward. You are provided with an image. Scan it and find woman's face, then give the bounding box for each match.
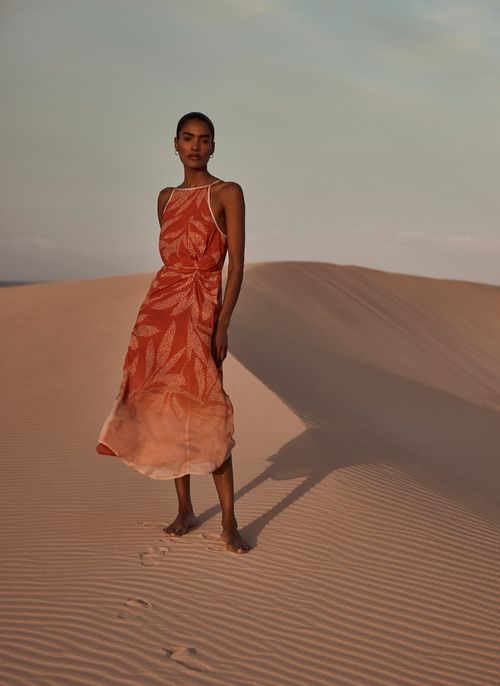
[175,120,214,168]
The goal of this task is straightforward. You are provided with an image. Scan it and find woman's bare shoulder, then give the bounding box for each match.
[157,186,175,207]
[217,180,244,200]
[158,185,174,201]
[218,180,243,190]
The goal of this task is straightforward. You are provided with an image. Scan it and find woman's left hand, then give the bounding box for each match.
[211,321,228,368]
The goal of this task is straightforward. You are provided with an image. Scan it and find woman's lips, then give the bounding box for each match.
[189,155,201,159]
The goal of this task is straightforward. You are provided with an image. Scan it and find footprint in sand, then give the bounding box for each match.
[139,543,172,567]
[136,520,165,529]
[205,544,225,552]
[117,597,152,620]
[199,532,222,541]
[164,646,214,673]
[137,520,198,543]
[198,532,225,553]
[159,530,198,544]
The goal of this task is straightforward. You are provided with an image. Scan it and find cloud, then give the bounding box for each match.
[136,0,279,26]
[417,1,500,65]
[286,1,500,91]
[0,235,62,249]
[0,234,139,256]
[392,229,500,252]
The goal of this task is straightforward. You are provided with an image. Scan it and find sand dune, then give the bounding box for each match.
[1,261,500,685]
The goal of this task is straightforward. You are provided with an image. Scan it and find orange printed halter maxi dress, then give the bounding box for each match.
[96,179,236,480]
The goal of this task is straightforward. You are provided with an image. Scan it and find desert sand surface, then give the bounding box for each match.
[1,260,500,685]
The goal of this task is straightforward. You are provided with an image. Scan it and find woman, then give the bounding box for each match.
[96,111,249,554]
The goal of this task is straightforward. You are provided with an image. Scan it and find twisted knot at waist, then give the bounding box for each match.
[162,262,221,275]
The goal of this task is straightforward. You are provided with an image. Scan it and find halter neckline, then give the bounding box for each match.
[174,180,222,190]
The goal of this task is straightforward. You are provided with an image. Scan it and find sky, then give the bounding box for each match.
[1,0,499,285]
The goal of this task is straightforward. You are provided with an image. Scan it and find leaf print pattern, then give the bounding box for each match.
[96,181,236,480]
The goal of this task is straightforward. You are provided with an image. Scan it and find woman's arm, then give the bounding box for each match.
[212,182,245,366]
[157,187,173,227]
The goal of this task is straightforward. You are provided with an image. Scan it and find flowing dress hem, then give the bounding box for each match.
[96,439,235,481]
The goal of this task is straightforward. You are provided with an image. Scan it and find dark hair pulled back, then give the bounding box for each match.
[176,112,215,140]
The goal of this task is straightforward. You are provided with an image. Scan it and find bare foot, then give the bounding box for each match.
[163,511,199,537]
[221,528,251,554]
